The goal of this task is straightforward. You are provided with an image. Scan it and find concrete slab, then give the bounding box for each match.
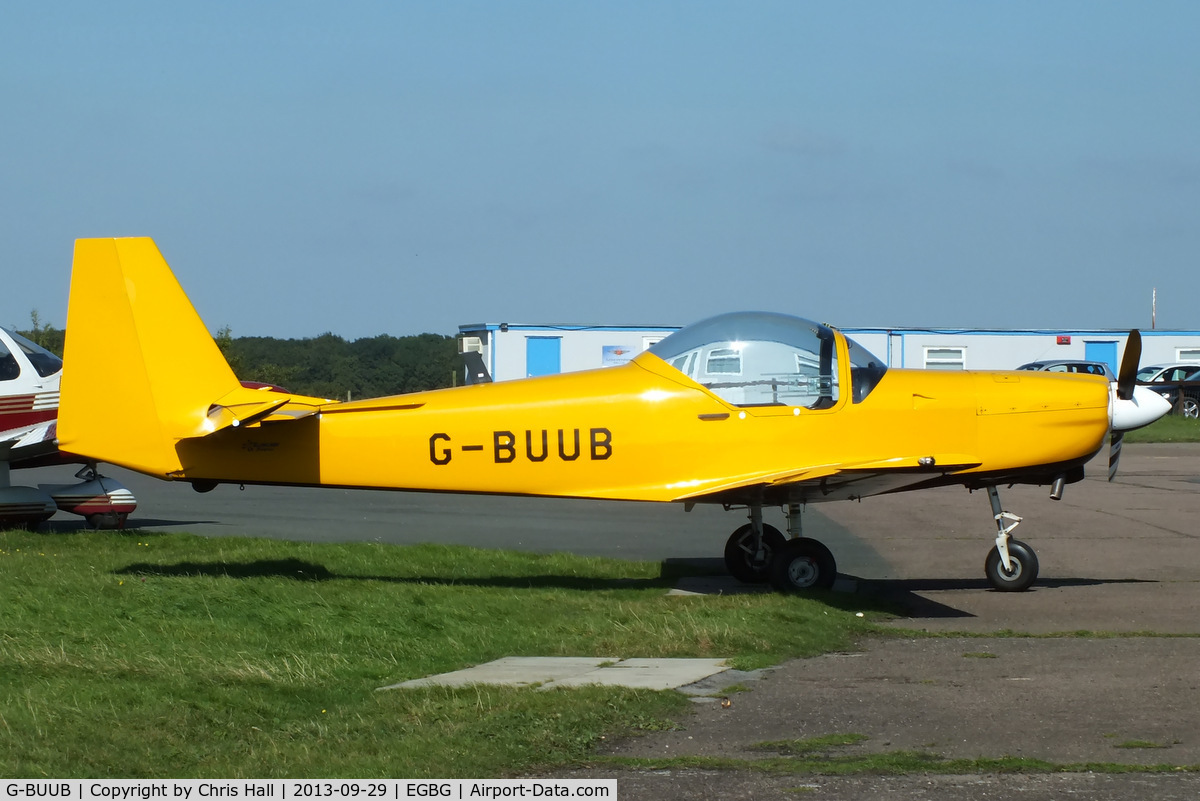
[545,658,730,691]
[380,656,615,689]
[380,656,729,691]
[676,667,770,700]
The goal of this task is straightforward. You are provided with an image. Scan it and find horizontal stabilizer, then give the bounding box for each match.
[203,386,324,432]
[206,397,291,432]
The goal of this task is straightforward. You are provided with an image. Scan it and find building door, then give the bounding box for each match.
[1085,341,1119,376]
[526,336,562,377]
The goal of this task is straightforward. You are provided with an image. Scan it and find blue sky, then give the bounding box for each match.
[2,2,1197,339]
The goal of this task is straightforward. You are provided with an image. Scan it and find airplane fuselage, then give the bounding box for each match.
[57,237,1165,592]
[164,350,1111,504]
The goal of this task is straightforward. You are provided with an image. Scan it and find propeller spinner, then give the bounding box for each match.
[1108,329,1172,481]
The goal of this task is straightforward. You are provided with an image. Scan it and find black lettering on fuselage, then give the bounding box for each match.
[590,427,612,460]
[429,433,451,465]
[558,428,580,461]
[493,430,517,463]
[429,428,613,466]
[526,429,548,462]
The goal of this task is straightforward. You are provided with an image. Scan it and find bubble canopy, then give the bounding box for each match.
[648,311,887,408]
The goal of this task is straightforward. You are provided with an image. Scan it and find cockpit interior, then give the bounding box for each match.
[0,327,63,382]
[649,311,887,408]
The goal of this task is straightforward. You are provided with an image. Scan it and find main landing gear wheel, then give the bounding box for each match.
[984,539,1039,592]
[724,524,786,583]
[769,538,837,593]
[86,512,128,530]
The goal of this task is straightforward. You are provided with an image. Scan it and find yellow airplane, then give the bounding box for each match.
[57,238,1171,593]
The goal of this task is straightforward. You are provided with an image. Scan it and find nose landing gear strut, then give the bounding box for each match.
[982,484,1039,592]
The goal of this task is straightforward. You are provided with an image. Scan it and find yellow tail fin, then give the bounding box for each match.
[58,238,243,477]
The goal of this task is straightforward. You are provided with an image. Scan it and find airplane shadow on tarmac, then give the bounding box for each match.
[109,554,1156,617]
[856,575,1157,620]
[46,518,223,533]
[112,558,704,592]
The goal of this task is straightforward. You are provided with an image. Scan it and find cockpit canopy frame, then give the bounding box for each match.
[648,311,886,408]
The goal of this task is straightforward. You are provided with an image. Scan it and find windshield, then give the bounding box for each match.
[1136,366,1159,381]
[649,311,886,407]
[0,337,17,381]
[846,333,887,402]
[2,328,63,378]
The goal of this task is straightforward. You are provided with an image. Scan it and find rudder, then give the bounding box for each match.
[58,238,243,477]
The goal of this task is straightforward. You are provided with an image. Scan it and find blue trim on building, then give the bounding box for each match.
[462,322,1200,338]
[840,327,1200,337]
[459,323,678,335]
[459,321,1200,379]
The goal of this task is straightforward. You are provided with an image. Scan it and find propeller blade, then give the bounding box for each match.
[1109,330,1165,482]
[1108,432,1123,482]
[1117,329,1141,401]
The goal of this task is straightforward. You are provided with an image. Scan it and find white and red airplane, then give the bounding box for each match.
[0,325,137,527]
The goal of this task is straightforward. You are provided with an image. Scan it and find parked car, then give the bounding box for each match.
[1134,364,1200,419]
[1146,367,1200,419]
[1136,364,1200,384]
[1016,360,1115,380]
[1180,393,1200,418]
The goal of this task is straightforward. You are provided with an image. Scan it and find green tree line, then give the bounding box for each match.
[214,326,461,400]
[16,312,460,400]
[16,310,66,355]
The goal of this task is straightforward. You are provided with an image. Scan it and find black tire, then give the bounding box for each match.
[984,539,1039,592]
[769,538,837,593]
[87,513,120,532]
[724,524,786,583]
[1182,397,1199,419]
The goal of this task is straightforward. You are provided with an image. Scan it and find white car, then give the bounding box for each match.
[1016,360,1115,380]
[1136,364,1200,419]
[1136,364,1200,384]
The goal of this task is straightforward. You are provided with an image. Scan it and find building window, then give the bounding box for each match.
[706,347,742,375]
[670,351,699,378]
[1178,349,1200,362]
[924,347,966,370]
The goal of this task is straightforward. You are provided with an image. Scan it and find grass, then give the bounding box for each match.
[599,733,1199,775]
[602,752,1199,775]
[0,528,881,778]
[1124,414,1200,443]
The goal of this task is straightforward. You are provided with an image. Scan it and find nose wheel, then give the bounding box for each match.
[985,538,1039,591]
[983,485,1040,591]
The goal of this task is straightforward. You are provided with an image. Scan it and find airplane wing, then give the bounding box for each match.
[0,420,59,465]
[672,452,983,505]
